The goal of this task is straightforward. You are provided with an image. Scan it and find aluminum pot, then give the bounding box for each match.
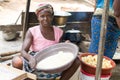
[64,29,84,43]
[2,31,17,41]
[53,11,71,26]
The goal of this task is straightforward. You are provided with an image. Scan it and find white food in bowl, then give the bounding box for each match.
[36,51,74,70]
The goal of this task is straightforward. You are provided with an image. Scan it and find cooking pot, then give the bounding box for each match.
[53,11,71,26]
[2,31,17,41]
[64,29,84,43]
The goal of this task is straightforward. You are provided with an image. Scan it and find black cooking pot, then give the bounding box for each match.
[64,29,84,43]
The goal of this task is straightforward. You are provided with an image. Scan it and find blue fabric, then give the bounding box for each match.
[37,72,61,79]
[88,15,120,58]
[96,0,114,9]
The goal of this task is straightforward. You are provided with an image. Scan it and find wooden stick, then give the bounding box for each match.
[0,25,22,31]
[0,51,20,57]
[1,53,21,61]
[95,0,109,80]
[22,0,31,40]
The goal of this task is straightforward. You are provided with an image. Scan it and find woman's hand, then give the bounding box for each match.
[116,16,120,29]
[65,40,71,43]
[29,56,37,69]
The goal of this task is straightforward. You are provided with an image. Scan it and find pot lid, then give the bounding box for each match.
[66,29,82,33]
[54,11,71,16]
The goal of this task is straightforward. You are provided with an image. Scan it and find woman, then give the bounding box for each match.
[12,3,80,80]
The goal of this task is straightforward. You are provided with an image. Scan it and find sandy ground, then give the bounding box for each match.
[0,0,94,54]
[0,0,120,58]
[0,0,95,25]
[0,1,120,80]
[0,31,22,53]
[0,0,94,53]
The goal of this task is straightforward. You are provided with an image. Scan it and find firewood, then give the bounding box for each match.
[1,53,21,61]
[0,51,20,57]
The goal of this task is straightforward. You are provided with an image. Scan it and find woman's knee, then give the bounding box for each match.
[12,56,23,70]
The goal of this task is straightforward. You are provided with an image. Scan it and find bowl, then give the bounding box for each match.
[79,53,116,75]
[35,43,79,73]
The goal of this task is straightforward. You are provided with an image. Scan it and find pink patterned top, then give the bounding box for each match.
[29,25,63,52]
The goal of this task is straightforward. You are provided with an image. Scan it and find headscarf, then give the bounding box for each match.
[35,4,54,16]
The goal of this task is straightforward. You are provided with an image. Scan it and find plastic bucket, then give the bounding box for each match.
[80,69,111,80]
[79,53,116,75]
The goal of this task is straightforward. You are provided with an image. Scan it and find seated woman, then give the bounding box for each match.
[12,3,80,80]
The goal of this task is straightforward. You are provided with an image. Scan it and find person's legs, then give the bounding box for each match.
[88,16,103,54]
[12,51,37,72]
[89,15,120,58]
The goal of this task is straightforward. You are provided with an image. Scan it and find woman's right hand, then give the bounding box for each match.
[29,56,37,69]
[116,16,120,29]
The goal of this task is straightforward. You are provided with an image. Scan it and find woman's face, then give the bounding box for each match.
[37,9,53,27]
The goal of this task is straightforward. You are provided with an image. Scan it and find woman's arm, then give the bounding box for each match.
[113,0,120,17]
[21,29,33,61]
[113,0,120,28]
[21,29,36,69]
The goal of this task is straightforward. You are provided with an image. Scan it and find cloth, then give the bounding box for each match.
[94,8,114,17]
[29,25,63,52]
[23,51,61,80]
[35,3,54,16]
[88,15,120,58]
[94,0,114,16]
[23,51,36,72]
[96,0,113,9]
[89,0,120,59]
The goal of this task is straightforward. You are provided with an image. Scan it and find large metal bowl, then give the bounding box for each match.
[35,43,78,73]
[53,11,71,26]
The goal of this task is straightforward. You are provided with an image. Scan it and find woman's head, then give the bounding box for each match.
[35,4,54,27]
[35,4,54,16]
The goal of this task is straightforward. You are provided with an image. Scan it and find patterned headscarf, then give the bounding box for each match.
[35,4,54,16]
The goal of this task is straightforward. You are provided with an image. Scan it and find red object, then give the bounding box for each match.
[79,53,116,75]
[80,69,111,78]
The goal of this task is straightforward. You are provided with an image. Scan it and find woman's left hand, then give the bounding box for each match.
[65,40,71,43]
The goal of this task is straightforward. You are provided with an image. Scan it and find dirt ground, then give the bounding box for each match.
[0,1,120,80]
[0,0,95,63]
[0,1,94,80]
[0,0,120,58]
[0,0,95,25]
[0,0,94,52]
